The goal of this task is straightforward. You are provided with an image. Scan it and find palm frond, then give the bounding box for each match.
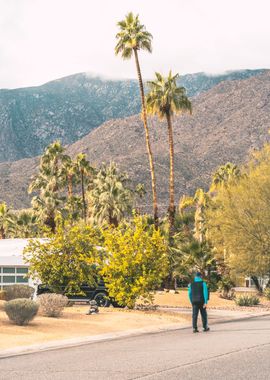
[146,71,192,119]
[115,12,152,58]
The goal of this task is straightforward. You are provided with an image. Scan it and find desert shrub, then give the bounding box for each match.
[218,276,235,299]
[4,298,39,325]
[5,285,34,301]
[264,287,270,300]
[235,294,260,306]
[38,293,68,317]
[0,290,7,300]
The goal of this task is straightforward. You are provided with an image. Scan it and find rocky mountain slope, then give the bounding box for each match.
[1,70,270,212]
[0,69,264,162]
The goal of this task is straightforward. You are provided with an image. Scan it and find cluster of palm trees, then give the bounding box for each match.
[0,141,143,238]
[115,12,192,236]
[28,142,95,232]
[0,203,38,239]
[28,142,141,233]
[0,145,151,239]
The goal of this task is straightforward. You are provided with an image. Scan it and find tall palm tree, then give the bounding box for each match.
[88,162,133,227]
[0,203,15,239]
[29,141,69,195]
[115,12,158,227]
[74,153,95,222]
[29,141,69,232]
[62,156,77,199]
[31,185,62,233]
[146,71,192,237]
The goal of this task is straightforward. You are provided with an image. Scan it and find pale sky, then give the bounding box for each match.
[1,0,270,89]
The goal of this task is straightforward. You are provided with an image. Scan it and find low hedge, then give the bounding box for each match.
[5,285,34,301]
[38,293,68,318]
[4,298,39,325]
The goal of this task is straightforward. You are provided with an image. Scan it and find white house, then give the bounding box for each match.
[0,239,36,290]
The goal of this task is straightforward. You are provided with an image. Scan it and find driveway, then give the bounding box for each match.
[0,314,270,379]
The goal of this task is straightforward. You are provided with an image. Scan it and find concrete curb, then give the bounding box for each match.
[0,323,190,360]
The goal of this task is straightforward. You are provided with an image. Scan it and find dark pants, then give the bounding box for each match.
[192,303,208,329]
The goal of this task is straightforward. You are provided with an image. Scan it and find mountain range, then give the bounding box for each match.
[0,69,264,163]
[1,69,270,212]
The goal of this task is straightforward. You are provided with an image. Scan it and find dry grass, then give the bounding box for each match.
[0,301,186,350]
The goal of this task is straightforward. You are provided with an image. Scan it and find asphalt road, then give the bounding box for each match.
[0,314,270,380]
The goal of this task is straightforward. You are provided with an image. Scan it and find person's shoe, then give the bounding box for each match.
[203,327,210,332]
[193,328,199,333]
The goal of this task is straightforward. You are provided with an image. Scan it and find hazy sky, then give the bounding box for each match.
[1,0,270,88]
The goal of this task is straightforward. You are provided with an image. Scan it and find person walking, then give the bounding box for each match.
[188,272,210,333]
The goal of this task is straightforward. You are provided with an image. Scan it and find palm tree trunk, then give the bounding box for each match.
[133,48,158,228]
[109,212,119,228]
[0,226,6,239]
[45,214,56,234]
[166,112,175,239]
[67,174,73,199]
[81,170,87,222]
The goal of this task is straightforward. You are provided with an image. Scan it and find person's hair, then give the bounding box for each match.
[196,272,202,277]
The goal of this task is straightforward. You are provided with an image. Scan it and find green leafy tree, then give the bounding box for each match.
[115,12,158,227]
[146,71,192,237]
[207,145,270,287]
[24,223,102,294]
[101,216,168,308]
[88,162,133,227]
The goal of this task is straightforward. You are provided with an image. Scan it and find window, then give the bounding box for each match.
[16,268,28,274]
[3,267,15,274]
[16,276,28,284]
[0,267,30,288]
[3,276,16,283]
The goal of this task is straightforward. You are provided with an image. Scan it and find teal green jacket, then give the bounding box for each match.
[188,276,208,304]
